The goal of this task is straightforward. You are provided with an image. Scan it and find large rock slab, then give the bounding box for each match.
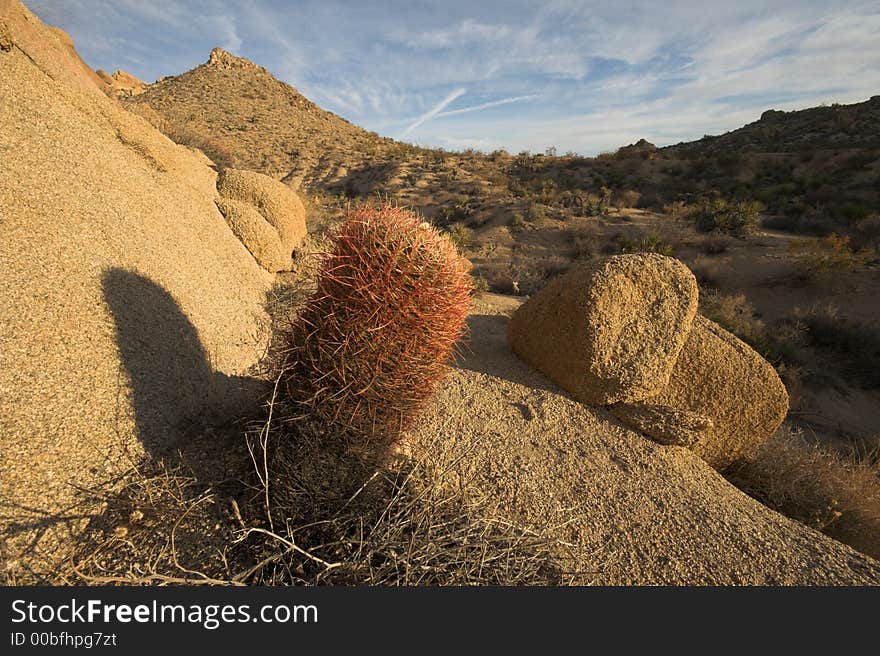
[410,294,880,584]
[0,0,271,578]
[507,254,698,405]
[612,315,790,470]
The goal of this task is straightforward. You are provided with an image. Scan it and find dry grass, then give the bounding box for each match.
[234,412,570,585]
[61,228,567,585]
[59,461,242,585]
[728,426,880,559]
[789,233,872,280]
[60,406,570,586]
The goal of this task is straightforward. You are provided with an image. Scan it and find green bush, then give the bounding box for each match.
[614,231,673,256]
[526,204,547,223]
[446,222,473,249]
[788,233,871,279]
[509,212,525,232]
[694,198,763,236]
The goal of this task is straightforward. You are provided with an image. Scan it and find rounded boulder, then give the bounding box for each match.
[507,254,699,405]
[215,198,292,273]
[612,315,790,470]
[217,168,306,254]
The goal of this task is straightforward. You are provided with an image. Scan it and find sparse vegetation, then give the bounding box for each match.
[65,423,570,585]
[525,203,547,224]
[728,426,880,560]
[694,198,763,237]
[613,189,641,210]
[14,25,880,585]
[699,233,732,255]
[699,290,805,367]
[797,304,880,388]
[567,223,598,260]
[509,212,525,233]
[789,233,872,279]
[446,222,473,250]
[614,231,673,256]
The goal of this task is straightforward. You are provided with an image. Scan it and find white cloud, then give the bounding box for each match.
[29,0,880,154]
[401,88,467,136]
[437,94,541,118]
[405,19,513,49]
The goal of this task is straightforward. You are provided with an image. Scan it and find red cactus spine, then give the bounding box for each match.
[281,205,473,442]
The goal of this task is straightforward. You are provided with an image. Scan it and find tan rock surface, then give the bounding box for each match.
[408,294,880,584]
[507,254,698,405]
[216,168,307,255]
[215,198,292,272]
[612,315,790,470]
[0,0,271,578]
[96,68,147,98]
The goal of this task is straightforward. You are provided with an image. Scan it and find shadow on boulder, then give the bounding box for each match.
[102,268,267,477]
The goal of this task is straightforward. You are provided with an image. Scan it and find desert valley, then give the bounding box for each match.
[1,0,879,586]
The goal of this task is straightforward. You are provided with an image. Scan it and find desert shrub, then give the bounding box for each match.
[435,196,474,226]
[613,189,641,209]
[689,255,722,289]
[472,275,490,294]
[598,186,613,214]
[762,211,837,236]
[700,292,766,347]
[568,222,598,260]
[700,233,732,254]
[538,179,558,204]
[838,203,871,224]
[560,190,595,216]
[797,304,880,388]
[662,200,692,219]
[700,291,804,365]
[694,198,763,236]
[788,233,872,279]
[526,203,547,224]
[279,205,472,444]
[509,212,525,233]
[852,214,880,254]
[614,231,673,256]
[727,426,880,560]
[485,256,570,296]
[445,222,473,249]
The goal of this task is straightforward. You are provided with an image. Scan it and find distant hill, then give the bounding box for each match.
[122,49,878,239]
[125,48,403,185]
[665,96,880,155]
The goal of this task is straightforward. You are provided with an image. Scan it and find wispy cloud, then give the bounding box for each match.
[28,1,880,154]
[436,94,540,118]
[401,87,467,136]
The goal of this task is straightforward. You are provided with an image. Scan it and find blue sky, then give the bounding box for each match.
[29,0,880,155]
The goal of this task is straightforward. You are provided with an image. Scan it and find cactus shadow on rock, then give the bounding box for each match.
[101,268,268,480]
